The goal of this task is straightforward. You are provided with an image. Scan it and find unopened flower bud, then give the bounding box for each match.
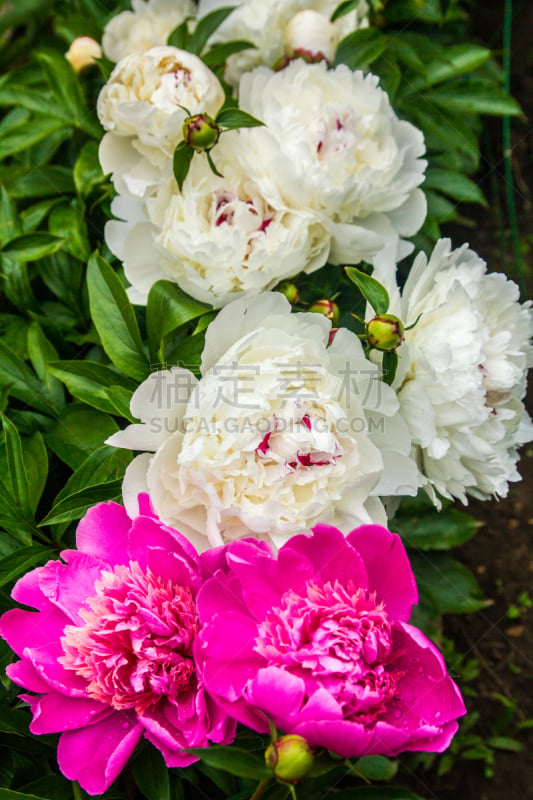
[277,281,299,305]
[284,10,338,64]
[367,313,405,351]
[65,36,102,73]
[183,113,220,151]
[308,299,340,327]
[265,734,314,784]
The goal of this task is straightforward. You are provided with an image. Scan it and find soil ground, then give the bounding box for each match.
[404,1,533,797]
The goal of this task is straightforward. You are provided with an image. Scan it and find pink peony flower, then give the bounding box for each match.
[0,497,235,795]
[196,524,466,757]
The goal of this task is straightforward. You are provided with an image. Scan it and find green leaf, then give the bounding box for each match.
[381,351,398,386]
[36,49,99,136]
[185,747,272,781]
[188,6,236,55]
[372,55,401,100]
[0,185,21,247]
[426,190,457,224]
[147,281,211,361]
[335,29,387,70]
[402,44,491,94]
[0,546,54,589]
[0,790,55,800]
[386,36,426,76]
[73,141,105,197]
[487,736,523,752]
[353,755,398,781]
[424,168,487,206]
[2,416,33,521]
[395,499,481,550]
[331,0,363,22]
[173,141,195,192]
[422,83,522,116]
[2,233,63,262]
[132,746,170,800]
[167,19,190,49]
[45,404,120,470]
[0,340,56,416]
[54,446,131,506]
[21,433,48,515]
[202,40,255,69]
[345,267,389,314]
[87,252,149,382]
[0,118,69,160]
[39,480,123,527]
[48,360,136,417]
[216,108,264,129]
[27,322,64,413]
[49,202,90,261]
[7,166,75,200]
[410,552,488,615]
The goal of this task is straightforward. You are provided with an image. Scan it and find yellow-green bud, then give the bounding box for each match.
[277,281,299,305]
[265,734,314,784]
[308,299,340,326]
[367,313,405,351]
[182,113,220,151]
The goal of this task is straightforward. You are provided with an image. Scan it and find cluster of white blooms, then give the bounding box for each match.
[96,1,532,539]
[372,239,533,504]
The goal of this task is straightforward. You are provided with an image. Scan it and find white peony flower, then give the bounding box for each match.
[237,60,427,264]
[107,294,418,552]
[102,0,195,63]
[105,135,332,307]
[372,238,533,504]
[97,46,224,197]
[197,0,369,87]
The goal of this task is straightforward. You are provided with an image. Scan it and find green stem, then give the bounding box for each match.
[250,779,272,800]
[502,0,526,291]
[72,782,84,800]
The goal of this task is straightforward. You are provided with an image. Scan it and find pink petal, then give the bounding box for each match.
[293,719,374,757]
[128,516,201,589]
[347,525,418,621]
[285,524,368,590]
[39,552,107,624]
[196,572,250,622]
[29,692,113,734]
[298,688,343,723]
[25,644,88,697]
[0,607,67,658]
[137,492,156,517]
[247,667,305,730]
[57,711,143,795]
[75,502,132,567]
[225,540,313,619]
[6,660,50,693]
[196,612,259,702]
[11,567,49,610]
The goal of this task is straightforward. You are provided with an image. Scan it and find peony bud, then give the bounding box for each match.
[277,281,299,305]
[65,36,102,73]
[182,113,220,151]
[265,734,314,784]
[284,10,339,64]
[308,299,340,327]
[367,313,405,351]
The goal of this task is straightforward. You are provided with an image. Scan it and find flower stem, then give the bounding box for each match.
[250,779,272,800]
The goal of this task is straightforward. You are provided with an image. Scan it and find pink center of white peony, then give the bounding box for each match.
[60,562,198,715]
[213,189,273,233]
[255,413,341,472]
[255,580,403,722]
[314,109,357,159]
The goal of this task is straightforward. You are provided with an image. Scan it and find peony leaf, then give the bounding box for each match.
[188,6,236,56]
[401,44,492,94]
[424,168,487,206]
[216,108,264,129]
[381,351,398,386]
[48,360,136,418]
[0,546,55,589]
[147,280,211,362]
[132,746,170,800]
[2,233,63,262]
[395,498,481,551]
[185,747,272,780]
[330,789,425,799]
[335,29,386,70]
[44,404,120,470]
[352,755,398,781]
[1,414,33,521]
[331,0,364,22]
[0,339,56,417]
[36,49,100,138]
[39,479,123,527]
[87,251,150,382]
[202,39,256,69]
[420,82,522,117]
[173,141,195,191]
[344,267,389,315]
[54,446,131,507]
[167,19,190,50]
[410,553,488,615]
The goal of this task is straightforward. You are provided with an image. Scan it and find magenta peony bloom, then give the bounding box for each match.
[0,497,235,795]
[196,524,466,757]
